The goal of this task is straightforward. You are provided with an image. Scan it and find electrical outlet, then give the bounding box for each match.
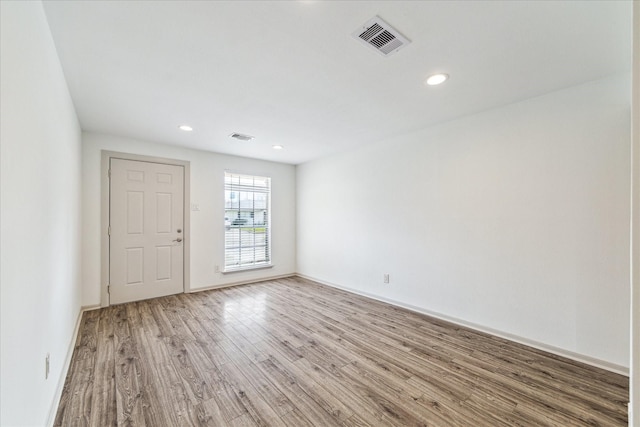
[45,353,50,379]
[214,265,220,273]
[384,274,390,284]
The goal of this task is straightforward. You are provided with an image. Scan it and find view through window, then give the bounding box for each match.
[224,172,271,271]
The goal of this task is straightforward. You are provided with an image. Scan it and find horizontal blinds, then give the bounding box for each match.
[224,172,271,271]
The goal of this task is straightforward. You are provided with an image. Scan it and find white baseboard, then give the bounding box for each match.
[188,273,296,294]
[296,273,629,377]
[46,304,101,427]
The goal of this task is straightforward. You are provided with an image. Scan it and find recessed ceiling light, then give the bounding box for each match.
[272,145,284,150]
[425,73,449,86]
[178,125,193,131]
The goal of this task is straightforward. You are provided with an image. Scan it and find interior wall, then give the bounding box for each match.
[0,2,83,426]
[630,0,639,423]
[297,74,631,369]
[81,132,296,307]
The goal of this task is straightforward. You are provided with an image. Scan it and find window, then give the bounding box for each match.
[224,172,271,271]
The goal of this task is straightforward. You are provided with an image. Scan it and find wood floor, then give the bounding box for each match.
[55,276,629,426]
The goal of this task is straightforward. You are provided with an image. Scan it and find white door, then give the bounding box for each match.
[109,158,184,304]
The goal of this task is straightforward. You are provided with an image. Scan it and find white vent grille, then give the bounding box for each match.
[352,16,410,57]
[229,133,255,142]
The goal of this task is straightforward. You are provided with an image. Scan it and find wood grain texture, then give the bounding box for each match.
[55,276,629,426]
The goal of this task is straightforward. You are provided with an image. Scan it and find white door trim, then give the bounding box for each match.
[101,150,191,307]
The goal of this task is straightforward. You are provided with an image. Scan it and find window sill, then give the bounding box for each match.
[222,264,273,274]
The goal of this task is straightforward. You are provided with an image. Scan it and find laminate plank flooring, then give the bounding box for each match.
[55,276,629,426]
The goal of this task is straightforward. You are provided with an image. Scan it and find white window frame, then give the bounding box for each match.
[223,172,271,272]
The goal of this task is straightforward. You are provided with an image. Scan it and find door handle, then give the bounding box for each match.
[173,237,183,243]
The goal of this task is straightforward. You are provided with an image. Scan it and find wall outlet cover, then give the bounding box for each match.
[45,353,50,379]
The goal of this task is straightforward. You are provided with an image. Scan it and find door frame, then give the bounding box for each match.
[101,150,191,307]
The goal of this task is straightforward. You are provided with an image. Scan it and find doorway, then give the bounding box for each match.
[101,152,190,306]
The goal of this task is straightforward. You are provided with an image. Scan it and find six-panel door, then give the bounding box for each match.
[109,158,184,304]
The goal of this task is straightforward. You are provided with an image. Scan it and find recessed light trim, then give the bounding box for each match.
[179,125,193,131]
[272,145,284,150]
[425,73,449,86]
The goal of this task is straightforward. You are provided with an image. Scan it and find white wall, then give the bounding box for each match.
[297,74,631,369]
[0,2,83,426]
[82,132,296,306]
[630,1,639,423]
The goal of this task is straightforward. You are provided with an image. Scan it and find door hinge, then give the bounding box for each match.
[108,225,111,236]
[107,285,110,294]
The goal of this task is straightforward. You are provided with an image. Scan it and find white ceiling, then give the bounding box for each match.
[42,1,632,165]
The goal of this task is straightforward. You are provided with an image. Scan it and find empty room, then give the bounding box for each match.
[1,1,639,426]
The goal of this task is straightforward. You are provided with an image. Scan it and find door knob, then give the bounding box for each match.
[173,237,183,242]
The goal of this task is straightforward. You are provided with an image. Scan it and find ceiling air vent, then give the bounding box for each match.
[229,133,255,142]
[352,16,410,57]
